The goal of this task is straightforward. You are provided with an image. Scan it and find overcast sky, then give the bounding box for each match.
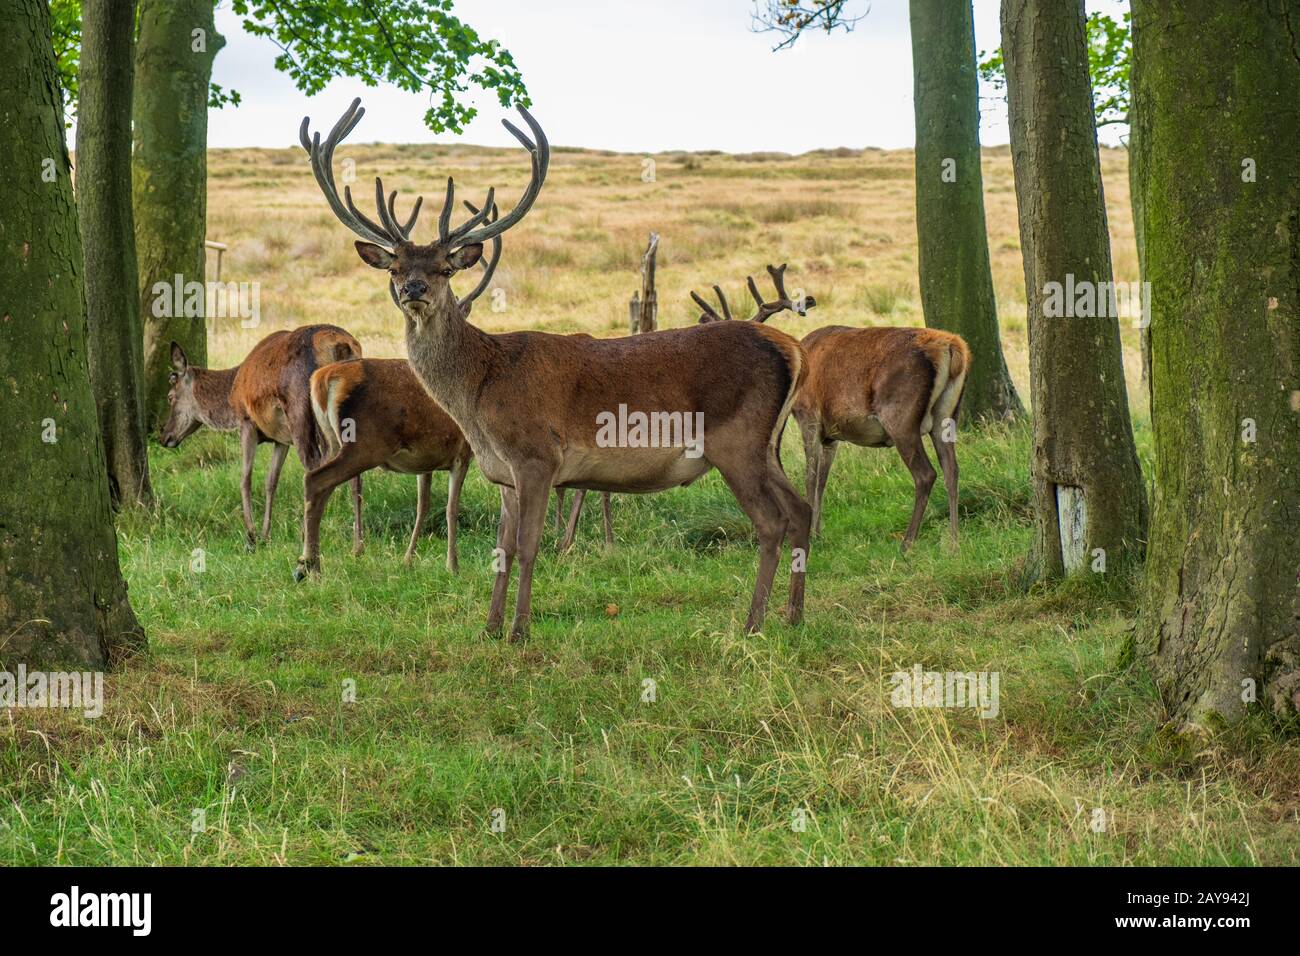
[206,0,1129,153]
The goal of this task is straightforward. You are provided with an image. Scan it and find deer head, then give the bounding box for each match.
[159,342,206,448]
[299,98,546,323]
[693,263,817,324]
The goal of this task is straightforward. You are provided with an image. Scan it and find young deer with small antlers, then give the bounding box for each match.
[696,266,968,550]
[300,97,811,639]
[159,326,362,548]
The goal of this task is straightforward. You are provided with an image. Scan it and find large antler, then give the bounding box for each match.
[437,105,550,250]
[300,97,422,249]
[457,199,503,312]
[746,263,816,322]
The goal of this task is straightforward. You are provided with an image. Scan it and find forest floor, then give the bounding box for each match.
[3,143,1297,865]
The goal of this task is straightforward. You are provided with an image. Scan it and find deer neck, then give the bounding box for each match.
[402,301,498,429]
[194,367,241,431]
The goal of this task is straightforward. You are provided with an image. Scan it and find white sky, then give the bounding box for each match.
[206,0,1129,153]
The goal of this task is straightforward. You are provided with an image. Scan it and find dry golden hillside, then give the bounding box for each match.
[205,142,1142,417]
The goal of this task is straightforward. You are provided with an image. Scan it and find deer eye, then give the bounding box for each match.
[441,268,455,278]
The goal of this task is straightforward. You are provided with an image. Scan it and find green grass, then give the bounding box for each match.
[2,423,1297,865]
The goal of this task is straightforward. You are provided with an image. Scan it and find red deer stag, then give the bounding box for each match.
[295,358,473,579]
[300,97,811,639]
[159,326,362,548]
[696,269,968,550]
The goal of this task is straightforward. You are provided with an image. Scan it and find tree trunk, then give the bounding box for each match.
[134,0,223,429]
[910,0,1023,423]
[77,0,152,507]
[1132,0,1300,724]
[0,0,144,669]
[1001,0,1147,583]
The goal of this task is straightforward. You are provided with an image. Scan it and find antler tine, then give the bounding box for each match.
[767,263,789,299]
[453,104,550,249]
[457,200,503,312]
[691,290,722,323]
[299,98,400,247]
[388,190,423,240]
[438,177,455,243]
[374,177,413,240]
[712,285,733,321]
[447,187,495,243]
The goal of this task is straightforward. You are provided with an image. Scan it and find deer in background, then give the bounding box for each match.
[296,358,472,578]
[300,97,811,639]
[159,325,362,548]
[696,266,968,550]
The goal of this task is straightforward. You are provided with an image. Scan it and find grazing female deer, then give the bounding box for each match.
[300,97,811,639]
[695,265,968,550]
[295,358,473,579]
[793,326,968,550]
[159,326,362,548]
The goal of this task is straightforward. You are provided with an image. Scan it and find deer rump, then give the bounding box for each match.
[230,324,361,465]
[801,326,968,446]
[463,321,805,495]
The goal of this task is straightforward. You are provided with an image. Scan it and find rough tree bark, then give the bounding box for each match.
[1132,0,1300,723]
[77,0,153,507]
[134,0,223,429]
[0,0,144,669]
[1001,0,1147,582]
[910,0,1023,423]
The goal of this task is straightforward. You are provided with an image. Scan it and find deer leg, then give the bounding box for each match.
[716,459,789,634]
[295,454,365,581]
[560,489,586,552]
[509,463,555,643]
[766,455,812,625]
[404,472,432,566]
[814,441,839,537]
[799,420,822,515]
[929,427,959,551]
[260,441,289,542]
[444,455,469,573]
[554,488,567,534]
[350,475,365,556]
[485,487,519,637]
[600,492,614,549]
[892,430,936,552]
[239,422,259,551]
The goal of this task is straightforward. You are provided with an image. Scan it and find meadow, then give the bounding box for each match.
[2,141,1296,865]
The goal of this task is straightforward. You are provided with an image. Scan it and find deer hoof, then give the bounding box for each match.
[292,563,307,584]
[244,533,257,553]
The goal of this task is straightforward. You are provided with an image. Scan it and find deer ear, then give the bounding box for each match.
[170,341,188,371]
[355,241,395,269]
[448,243,484,271]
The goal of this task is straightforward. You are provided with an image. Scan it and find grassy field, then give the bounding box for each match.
[2,143,1297,865]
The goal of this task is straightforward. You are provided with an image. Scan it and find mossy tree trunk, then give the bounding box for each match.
[77,0,153,507]
[910,0,1023,423]
[1133,0,1300,723]
[1002,0,1147,582]
[0,0,144,668]
[134,0,223,430]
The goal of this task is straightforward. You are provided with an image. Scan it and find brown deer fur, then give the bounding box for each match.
[159,325,362,547]
[791,326,969,550]
[300,97,811,639]
[296,358,472,577]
